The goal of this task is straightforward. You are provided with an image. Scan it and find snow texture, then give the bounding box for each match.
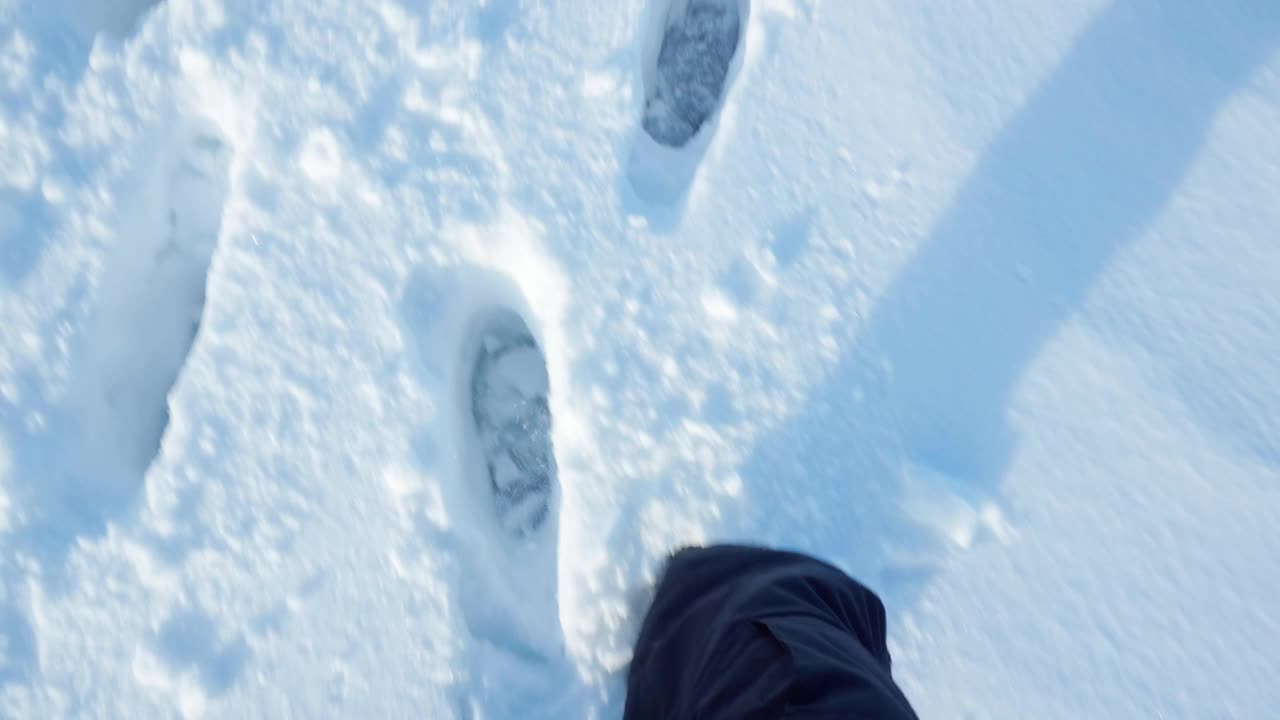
[2,0,1280,717]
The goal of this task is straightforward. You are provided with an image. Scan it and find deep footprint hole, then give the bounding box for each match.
[468,309,557,538]
[642,0,746,147]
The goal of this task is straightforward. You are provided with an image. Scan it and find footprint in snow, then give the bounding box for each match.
[468,310,556,538]
[642,0,745,148]
[627,0,749,211]
[400,265,560,542]
[399,265,568,695]
[69,116,231,511]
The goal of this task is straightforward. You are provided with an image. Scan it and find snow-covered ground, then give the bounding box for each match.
[2,0,1279,716]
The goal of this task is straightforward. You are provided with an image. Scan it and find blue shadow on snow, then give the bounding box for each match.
[727,0,1280,604]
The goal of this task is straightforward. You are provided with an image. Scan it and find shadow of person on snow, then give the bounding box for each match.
[725,0,1280,607]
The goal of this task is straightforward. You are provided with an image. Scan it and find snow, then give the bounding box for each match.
[1,0,1279,717]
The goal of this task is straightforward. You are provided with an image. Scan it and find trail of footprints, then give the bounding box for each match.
[50,0,749,555]
[8,0,753,707]
[455,0,749,536]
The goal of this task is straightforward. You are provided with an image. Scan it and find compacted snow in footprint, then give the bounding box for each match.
[469,310,556,537]
[2,0,1280,718]
[642,0,744,148]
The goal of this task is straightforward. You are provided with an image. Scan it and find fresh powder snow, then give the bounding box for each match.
[2,0,1279,717]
